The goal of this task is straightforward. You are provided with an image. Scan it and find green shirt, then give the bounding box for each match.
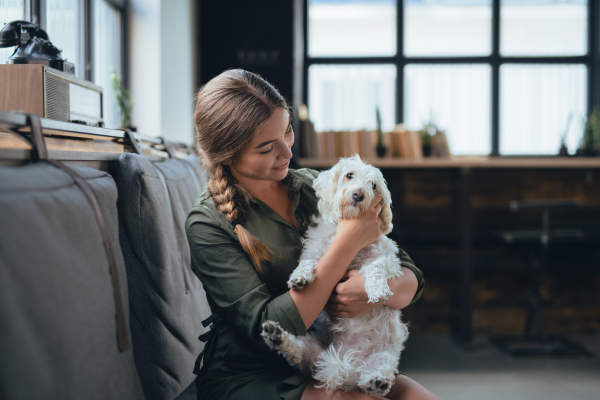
[185,168,424,399]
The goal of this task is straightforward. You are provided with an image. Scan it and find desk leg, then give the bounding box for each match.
[453,167,473,347]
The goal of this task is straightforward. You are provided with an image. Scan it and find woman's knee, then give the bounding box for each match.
[384,375,442,400]
[300,381,384,400]
[298,375,441,400]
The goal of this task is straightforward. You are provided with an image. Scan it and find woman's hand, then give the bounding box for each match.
[334,194,384,252]
[324,270,378,318]
[324,267,419,318]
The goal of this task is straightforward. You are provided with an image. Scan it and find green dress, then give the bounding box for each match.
[185,168,425,400]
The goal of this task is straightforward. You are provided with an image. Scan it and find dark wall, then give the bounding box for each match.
[198,0,302,163]
[198,0,296,103]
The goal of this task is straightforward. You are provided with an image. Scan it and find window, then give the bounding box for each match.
[0,0,26,65]
[93,0,122,129]
[308,0,397,57]
[309,64,397,132]
[46,0,84,79]
[0,0,126,128]
[305,0,594,156]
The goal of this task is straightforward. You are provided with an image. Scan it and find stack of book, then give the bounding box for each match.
[388,127,423,160]
[299,120,451,160]
[316,130,380,159]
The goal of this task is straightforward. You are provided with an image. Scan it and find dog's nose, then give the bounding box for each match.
[352,190,364,202]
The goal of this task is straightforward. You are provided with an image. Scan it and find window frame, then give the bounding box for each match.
[27,0,128,89]
[303,0,600,156]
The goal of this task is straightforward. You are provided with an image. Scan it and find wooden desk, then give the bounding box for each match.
[298,156,600,347]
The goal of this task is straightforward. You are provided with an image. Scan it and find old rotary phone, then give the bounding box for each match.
[0,20,75,75]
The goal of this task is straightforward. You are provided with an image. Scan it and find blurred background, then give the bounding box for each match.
[2,1,599,399]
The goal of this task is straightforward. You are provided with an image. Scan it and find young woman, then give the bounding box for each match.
[185,69,441,400]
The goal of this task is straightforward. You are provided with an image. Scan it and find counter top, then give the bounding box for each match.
[298,156,600,169]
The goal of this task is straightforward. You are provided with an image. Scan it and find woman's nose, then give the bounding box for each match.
[278,140,293,159]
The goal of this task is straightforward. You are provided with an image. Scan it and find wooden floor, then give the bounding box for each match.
[401,334,600,400]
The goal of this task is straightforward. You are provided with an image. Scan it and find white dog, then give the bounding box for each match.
[261,155,409,396]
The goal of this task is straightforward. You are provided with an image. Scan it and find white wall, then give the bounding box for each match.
[128,0,196,144]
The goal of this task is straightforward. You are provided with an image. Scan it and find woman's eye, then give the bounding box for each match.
[371,182,376,190]
[346,173,353,179]
[260,146,274,154]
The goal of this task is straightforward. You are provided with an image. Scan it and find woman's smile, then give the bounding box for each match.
[273,160,290,170]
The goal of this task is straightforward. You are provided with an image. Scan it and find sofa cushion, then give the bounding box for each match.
[115,153,211,400]
[182,154,209,190]
[0,162,145,400]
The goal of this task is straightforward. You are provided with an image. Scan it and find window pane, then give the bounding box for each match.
[404,64,491,155]
[308,64,396,132]
[404,0,492,57]
[46,0,84,78]
[0,0,25,65]
[94,0,122,129]
[500,64,587,155]
[308,0,397,57]
[501,0,587,56]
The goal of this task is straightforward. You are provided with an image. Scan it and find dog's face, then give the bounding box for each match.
[313,155,393,234]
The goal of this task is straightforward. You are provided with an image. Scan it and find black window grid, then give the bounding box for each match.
[302,0,600,157]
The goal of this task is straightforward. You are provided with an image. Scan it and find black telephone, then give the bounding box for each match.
[0,20,75,75]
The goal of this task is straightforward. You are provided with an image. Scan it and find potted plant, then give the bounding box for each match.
[421,113,440,157]
[579,107,600,156]
[375,107,386,157]
[111,69,135,131]
[420,124,436,157]
[558,114,572,156]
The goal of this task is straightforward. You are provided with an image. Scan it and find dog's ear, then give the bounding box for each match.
[313,160,343,219]
[378,176,394,235]
[313,163,341,201]
[380,201,394,235]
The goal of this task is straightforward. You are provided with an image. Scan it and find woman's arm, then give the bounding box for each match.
[324,246,425,318]
[289,234,361,329]
[383,267,419,309]
[289,195,385,329]
[324,267,418,317]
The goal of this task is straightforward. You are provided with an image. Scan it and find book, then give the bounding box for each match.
[409,131,423,160]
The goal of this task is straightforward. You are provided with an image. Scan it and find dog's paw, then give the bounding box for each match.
[261,320,285,349]
[358,374,394,397]
[287,270,315,290]
[367,286,393,304]
[288,276,308,290]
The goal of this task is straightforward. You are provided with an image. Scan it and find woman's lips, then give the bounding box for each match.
[273,160,290,170]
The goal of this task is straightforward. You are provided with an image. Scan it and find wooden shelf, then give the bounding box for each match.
[298,156,600,169]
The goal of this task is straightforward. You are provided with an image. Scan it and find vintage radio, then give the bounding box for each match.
[0,64,103,126]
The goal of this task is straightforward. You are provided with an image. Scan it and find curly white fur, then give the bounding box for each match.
[261,155,409,396]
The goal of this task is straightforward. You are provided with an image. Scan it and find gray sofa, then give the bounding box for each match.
[0,137,211,399]
[115,153,212,400]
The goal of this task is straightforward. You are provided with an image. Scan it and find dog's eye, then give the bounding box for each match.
[371,182,376,190]
[346,173,353,179]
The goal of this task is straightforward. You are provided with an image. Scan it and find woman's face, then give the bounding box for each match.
[228,107,294,185]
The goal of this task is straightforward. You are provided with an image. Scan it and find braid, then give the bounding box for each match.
[194,69,287,272]
[209,164,274,272]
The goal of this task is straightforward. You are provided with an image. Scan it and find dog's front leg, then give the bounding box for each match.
[359,254,402,304]
[287,259,318,290]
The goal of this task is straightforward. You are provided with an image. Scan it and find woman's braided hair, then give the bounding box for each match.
[194,69,288,272]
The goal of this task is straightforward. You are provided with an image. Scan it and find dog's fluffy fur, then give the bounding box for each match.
[261,155,409,396]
